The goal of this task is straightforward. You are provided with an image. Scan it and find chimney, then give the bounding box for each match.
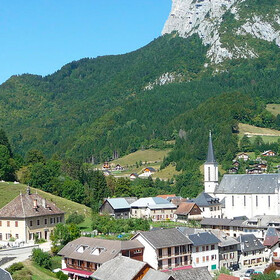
[33,199,38,209]
[42,198,46,208]
[27,186,31,195]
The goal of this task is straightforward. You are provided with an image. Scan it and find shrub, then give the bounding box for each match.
[12,267,32,280]
[56,270,68,280]
[32,248,52,269]
[6,262,24,274]
[66,212,85,224]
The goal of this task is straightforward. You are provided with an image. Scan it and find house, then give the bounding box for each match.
[102,162,110,169]
[263,227,280,265]
[211,229,240,269]
[246,167,262,174]
[130,173,138,180]
[175,202,202,222]
[188,192,222,219]
[132,228,192,270]
[262,150,276,157]
[237,234,266,268]
[167,267,212,280]
[99,197,137,219]
[92,256,174,280]
[139,167,156,178]
[115,164,123,171]
[130,197,177,221]
[157,194,176,200]
[228,167,238,174]
[0,187,64,243]
[237,153,249,161]
[187,232,220,271]
[103,170,111,176]
[59,237,144,279]
[232,160,240,168]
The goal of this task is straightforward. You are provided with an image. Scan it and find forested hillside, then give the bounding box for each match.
[1,31,280,197]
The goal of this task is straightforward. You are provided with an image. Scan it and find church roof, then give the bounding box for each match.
[206,131,216,163]
[215,174,280,194]
[189,192,220,207]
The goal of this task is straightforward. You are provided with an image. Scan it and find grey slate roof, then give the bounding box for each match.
[177,227,204,236]
[211,229,240,247]
[243,215,280,228]
[201,218,244,227]
[188,232,220,246]
[142,269,174,280]
[168,267,212,280]
[106,198,136,210]
[189,192,220,207]
[206,131,216,163]
[91,256,147,280]
[0,269,12,280]
[237,234,265,253]
[216,174,280,194]
[134,228,192,249]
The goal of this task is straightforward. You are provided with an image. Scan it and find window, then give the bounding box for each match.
[37,220,40,226]
[168,247,171,257]
[211,255,216,260]
[211,245,215,250]
[268,196,271,207]
[0,221,2,227]
[159,249,162,258]
[45,219,47,225]
[202,246,205,251]
[168,258,172,267]
[87,262,91,268]
[196,247,199,252]
[206,256,209,261]
[158,260,163,269]
[0,233,2,240]
[7,221,10,227]
[203,256,205,262]
[175,246,179,255]
[196,257,199,264]
[244,195,246,206]
[15,234,19,239]
[232,196,234,207]
[206,246,209,251]
[57,217,59,223]
[78,260,82,267]
[15,221,18,227]
[208,167,210,181]
[256,195,258,207]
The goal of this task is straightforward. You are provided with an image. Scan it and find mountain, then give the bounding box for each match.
[1,0,280,194]
[163,0,280,63]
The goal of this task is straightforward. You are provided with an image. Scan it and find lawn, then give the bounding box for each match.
[23,260,57,280]
[266,104,280,116]
[0,182,91,219]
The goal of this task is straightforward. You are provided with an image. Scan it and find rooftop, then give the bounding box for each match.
[188,232,220,246]
[130,197,176,210]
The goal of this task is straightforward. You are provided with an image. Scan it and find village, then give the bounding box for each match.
[1,133,280,280]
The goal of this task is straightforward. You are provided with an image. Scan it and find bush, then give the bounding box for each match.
[6,262,24,274]
[12,267,32,280]
[56,270,68,280]
[32,248,52,269]
[66,212,85,224]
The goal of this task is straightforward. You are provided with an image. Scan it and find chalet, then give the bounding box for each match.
[0,187,64,243]
[130,173,138,180]
[246,167,262,174]
[232,160,240,168]
[228,167,238,174]
[92,256,174,280]
[99,197,137,219]
[139,167,156,178]
[59,237,144,279]
[263,227,280,265]
[115,164,123,171]
[175,202,202,222]
[132,228,192,270]
[237,153,249,161]
[102,162,110,169]
[237,234,266,268]
[187,232,220,271]
[130,197,177,221]
[262,150,276,157]
[258,163,268,172]
[188,192,222,219]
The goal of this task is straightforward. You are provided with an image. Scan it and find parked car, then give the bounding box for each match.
[245,269,255,277]
[229,264,240,271]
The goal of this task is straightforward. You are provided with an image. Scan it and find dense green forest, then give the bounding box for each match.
[1,31,280,198]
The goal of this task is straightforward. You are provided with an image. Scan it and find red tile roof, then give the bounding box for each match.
[217,274,240,280]
[0,193,64,218]
[157,194,176,199]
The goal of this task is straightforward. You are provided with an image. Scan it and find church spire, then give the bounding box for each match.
[206,130,216,163]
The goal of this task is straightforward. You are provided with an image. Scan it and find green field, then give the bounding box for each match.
[266,104,280,116]
[0,182,91,219]
[238,123,280,143]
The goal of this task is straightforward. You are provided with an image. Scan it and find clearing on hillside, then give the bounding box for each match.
[0,182,91,219]
[266,104,280,116]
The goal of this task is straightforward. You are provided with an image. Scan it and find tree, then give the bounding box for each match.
[240,135,252,152]
[0,144,16,181]
[31,248,51,269]
[25,149,46,165]
[0,129,12,156]
[61,177,85,203]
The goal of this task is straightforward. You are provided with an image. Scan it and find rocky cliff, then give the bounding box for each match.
[162,0,280,63]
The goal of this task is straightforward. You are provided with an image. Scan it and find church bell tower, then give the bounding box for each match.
[204,131,218,194]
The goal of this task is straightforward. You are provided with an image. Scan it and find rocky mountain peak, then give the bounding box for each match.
[162,0,280,63]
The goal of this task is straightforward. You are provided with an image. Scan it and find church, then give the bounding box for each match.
[203,132,280,219]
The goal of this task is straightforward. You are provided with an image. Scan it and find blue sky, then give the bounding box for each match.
[0,0,171,84]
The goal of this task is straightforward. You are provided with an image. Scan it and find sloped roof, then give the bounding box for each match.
[144,167,156,172]
[201,218,244,227]
[237,234,265,252]
[0,193,64,218]
[210,229,240,247]
[157,194,176,199]
[0,268,12,280]
[217,274,240,280]
[106,198,137,210]
[130,197,176,209]
[91,256,148,280]
[188,232,220,246]
[216,174,280,194]
[58,237,143,264]
[142,269,174,280]
[189,192,220,207]
[168,267,212,280]
[134,228,191,249]
[263,227,280,247]
[175,202,201,215]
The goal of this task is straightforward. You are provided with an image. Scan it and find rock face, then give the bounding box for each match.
[162,0,280,63]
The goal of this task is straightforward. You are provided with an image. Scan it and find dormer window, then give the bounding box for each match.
[91,247,105,255]
[77,245,88,253]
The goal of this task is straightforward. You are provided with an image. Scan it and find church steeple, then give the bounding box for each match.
[206,131,216,163]
[204,131,218,194]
